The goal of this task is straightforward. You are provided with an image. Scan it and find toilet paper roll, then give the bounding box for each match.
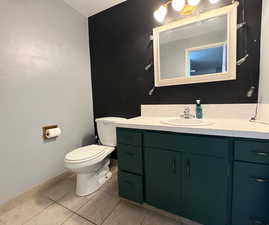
[45,128,62,138]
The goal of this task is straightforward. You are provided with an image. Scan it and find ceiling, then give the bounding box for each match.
[63,0,127,17]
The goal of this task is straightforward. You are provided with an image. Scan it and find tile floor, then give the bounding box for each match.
[0,166,197,225]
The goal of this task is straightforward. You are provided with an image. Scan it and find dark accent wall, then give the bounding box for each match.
[89,0,262,119]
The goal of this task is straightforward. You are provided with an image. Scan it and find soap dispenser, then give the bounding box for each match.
[196,100,203,119]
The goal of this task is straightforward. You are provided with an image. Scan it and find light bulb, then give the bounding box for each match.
[209,0,221,4]
[172,0,186,12]
[154,5,167,23]
[187,0,200,6]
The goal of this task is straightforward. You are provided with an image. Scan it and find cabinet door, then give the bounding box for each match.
[144,148,182,215]
[182,154,229,225]
[232,162,269,225]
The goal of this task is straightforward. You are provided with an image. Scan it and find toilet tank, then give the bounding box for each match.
[95,117,127,147]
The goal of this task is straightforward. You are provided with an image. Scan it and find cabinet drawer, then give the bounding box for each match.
[118,171,143,203]
[117,128,142,146]
[235,140,269,165]
[118,144,143,174]
[232,162,269,225]
[144,131,230,158]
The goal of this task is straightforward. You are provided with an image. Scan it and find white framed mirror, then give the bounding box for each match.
[153,3,238,87]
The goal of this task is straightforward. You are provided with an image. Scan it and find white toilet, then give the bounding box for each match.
[64,117,126,196]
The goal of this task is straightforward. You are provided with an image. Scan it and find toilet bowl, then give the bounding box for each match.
[64,117,126,196]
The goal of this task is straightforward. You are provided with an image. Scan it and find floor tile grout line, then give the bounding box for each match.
[55,191,94,213]
[49,181,97,224]
[56,194,183,225]
[22,196,74,225]
[99,199,122,225]
[2,171,121,225]
[52,173,119,225]
[21,199,55,225]
[139,209,148,225]
[49,188,74,204]
[59,209,74,225]
[2,173,186,225]
[55,201,98,225]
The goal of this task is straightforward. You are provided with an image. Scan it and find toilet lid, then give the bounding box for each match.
[65,145,107,162]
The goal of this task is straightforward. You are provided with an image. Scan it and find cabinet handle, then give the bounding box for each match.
[171,159,176,174]
[253,151,269,157]
[186,160,191,177]
[255,178,269,183]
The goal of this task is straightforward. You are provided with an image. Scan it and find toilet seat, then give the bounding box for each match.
[65,145,111,163]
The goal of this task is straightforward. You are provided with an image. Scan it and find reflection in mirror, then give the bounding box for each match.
[186,43,227,76]
[159,15,227,80]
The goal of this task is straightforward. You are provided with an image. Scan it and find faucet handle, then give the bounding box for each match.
[182,106,191,119]
[184,106,190,113]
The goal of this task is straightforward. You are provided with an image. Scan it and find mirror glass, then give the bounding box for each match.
[159,15,228,80]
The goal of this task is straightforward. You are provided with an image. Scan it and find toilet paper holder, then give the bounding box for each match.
[42,125,58,140]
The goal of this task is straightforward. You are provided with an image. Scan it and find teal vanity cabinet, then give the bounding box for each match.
[117,127,269,225]
[117,128,232,225]
[232,140,269,225]
[144,131,232,225]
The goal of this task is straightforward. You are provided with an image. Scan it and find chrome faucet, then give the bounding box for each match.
[181,106,195,119]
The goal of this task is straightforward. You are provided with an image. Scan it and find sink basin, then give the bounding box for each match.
[161,118,214,126]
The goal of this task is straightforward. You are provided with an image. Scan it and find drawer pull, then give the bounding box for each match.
[255,178,269,183]
[171,159,176,174]
[254,152,269,157]
[186,160,191,177]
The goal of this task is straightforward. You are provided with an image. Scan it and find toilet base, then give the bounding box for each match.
[76,159,112,196]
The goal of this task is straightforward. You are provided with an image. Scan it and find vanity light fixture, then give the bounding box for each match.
[154,0,222,23]
[187,0,201,6]
[209,0,221,4]
[154,5,168,23]
[172,0,186,11]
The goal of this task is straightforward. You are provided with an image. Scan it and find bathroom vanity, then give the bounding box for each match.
[115,117,269,225]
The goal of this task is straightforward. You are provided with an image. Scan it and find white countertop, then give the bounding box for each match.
[115,117,269,139]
